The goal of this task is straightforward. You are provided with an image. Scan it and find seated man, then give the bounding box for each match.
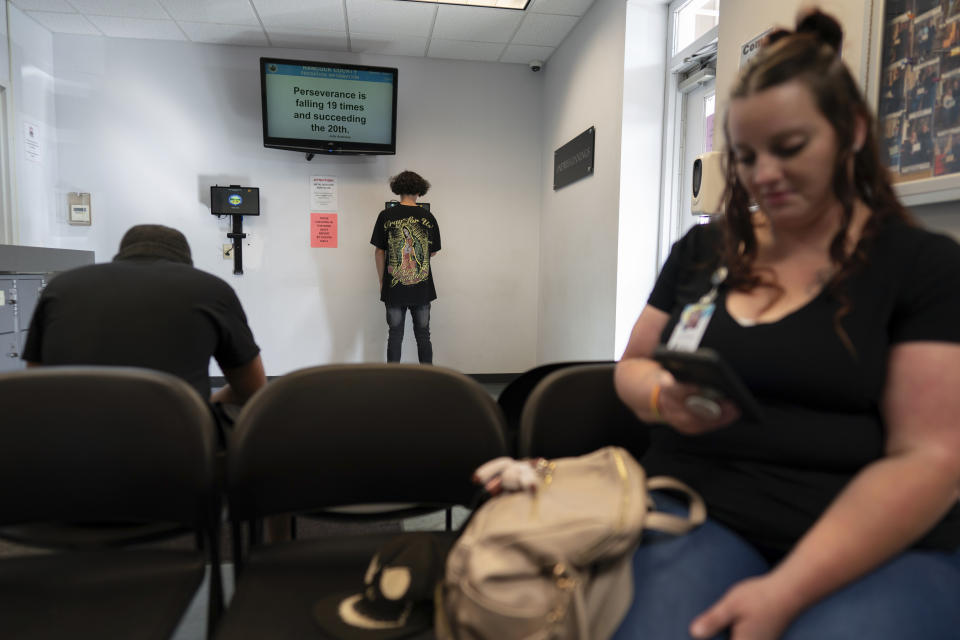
[22,224,266,418]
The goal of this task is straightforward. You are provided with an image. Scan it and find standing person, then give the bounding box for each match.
[23,224,266,418]
[613,11,960,640]
[370,170,441,363]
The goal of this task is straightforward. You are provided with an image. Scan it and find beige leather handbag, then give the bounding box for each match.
[437,446,705,640]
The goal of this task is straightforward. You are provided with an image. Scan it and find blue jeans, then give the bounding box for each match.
[385,303,432,364]
[611,493,960,639]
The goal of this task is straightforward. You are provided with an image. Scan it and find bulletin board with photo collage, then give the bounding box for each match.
[878,0,960,183]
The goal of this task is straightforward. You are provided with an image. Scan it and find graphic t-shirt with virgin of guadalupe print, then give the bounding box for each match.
[370,204,441,306]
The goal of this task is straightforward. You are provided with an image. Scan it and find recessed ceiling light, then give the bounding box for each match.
[396,0,531,9]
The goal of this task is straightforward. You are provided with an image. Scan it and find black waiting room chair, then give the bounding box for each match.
[0,367,223,640]
[215,364,508,640]
[518,363,650,460]
[497,360,610,454]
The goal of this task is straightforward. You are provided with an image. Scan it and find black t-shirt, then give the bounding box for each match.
[644,220,960,560]
[22,257,260,400]
[370,205,441,306]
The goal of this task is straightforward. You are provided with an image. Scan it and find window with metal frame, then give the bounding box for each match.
[658,0,719,269]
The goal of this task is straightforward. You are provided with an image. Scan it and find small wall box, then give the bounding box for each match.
[68,193,91,226]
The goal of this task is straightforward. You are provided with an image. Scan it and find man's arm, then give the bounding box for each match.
[211,354,267,405]
[375,248,385,289]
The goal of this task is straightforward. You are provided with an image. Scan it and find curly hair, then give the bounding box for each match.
[389,170,430,197]
[720,10,913,353]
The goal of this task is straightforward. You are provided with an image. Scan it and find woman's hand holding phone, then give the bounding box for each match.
[653,368,742,434]
[653,347,764,424]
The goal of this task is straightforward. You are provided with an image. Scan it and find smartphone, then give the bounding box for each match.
[653,346,763,422]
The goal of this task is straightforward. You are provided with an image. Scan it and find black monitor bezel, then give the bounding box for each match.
[211,186,260,216]
[260,56,398,156]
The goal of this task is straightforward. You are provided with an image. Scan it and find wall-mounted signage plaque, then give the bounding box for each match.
[554,126,595,190]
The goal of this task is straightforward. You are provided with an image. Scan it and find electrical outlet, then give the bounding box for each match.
[222,244,233,259]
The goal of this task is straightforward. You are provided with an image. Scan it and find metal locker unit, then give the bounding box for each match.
[0,277,21,373]
[0,276,51,372]
[0,276,52,371]
[1,245,94,373]
[15,276,46,365]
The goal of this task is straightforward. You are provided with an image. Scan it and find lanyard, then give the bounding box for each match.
[665,266,727,352]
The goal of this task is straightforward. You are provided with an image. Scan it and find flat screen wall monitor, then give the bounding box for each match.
[386,200,430,212]
[261,57,398,156]
[211,186,260,216]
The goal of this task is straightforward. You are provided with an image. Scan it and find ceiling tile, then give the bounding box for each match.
[408,0,526,6]
[158,0,261,26]
[427,38,504,62]
[180,21,269,46]
[68,0,169,20]
[10,0,76,11]
[85,15,187,40]
[512,12,576,46]
[432,4,523,43]
[527,0,595,16]
[265,28,349,51]
[350,32,428,57]
[346,0,436,38]
[252,0,345,32]
[499,42,553,64]
[26,10,101,34]
[9,0,593,66]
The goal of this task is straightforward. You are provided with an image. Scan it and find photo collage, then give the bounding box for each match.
[879,0,960,180]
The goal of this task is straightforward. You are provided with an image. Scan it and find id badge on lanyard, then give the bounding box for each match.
[666,266,727,352]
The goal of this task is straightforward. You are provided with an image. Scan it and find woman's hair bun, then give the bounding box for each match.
[795,10,843,52]
[764,10,843,51]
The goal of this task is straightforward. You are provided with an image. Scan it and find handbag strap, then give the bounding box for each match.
[642,476,707,535]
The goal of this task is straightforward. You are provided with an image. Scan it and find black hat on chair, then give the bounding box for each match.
[313,533,453,639]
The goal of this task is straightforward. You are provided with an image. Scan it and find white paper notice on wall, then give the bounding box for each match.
[310,175,338,212]
[23,121,42,163]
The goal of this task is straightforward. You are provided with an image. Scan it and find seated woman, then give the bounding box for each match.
[613,11,960,640]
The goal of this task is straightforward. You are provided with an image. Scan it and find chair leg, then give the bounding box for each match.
[231,520,245,578]
[446,507,453,531]
[250,518,263,546]
[206,526,224,639]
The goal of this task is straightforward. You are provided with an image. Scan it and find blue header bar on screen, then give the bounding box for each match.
[265,63,394,84]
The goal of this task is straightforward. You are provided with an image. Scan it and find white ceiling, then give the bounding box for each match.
[10,0,598,65]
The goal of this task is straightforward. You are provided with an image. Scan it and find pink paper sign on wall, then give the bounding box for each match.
[310,213,338,248]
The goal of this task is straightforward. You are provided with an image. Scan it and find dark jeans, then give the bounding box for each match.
[385,303,432,364]
[612,493,960,639]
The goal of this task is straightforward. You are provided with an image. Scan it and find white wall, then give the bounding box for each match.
[8,5,59,249]
[615,0,667,357]
[1,2,12,244]
[0,1,9,87]
[537,0,628,362]
[714,0,872,150]
[17,30,543,375]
